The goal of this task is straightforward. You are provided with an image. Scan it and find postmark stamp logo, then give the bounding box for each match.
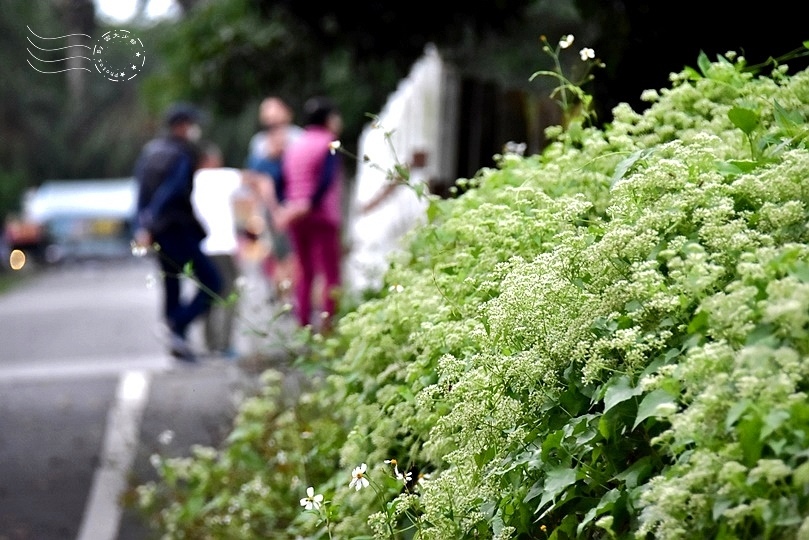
[92,30,145,81]
[27,25,146,82]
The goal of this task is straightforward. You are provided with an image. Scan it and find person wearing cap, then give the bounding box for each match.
[133,102,223,362]
[276,96,344,330]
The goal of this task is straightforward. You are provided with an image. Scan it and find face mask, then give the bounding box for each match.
[186,124,202,142]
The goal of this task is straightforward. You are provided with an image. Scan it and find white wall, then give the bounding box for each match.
[344,44,458,296]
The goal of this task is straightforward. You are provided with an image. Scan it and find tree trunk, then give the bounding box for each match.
[54,0,95,103]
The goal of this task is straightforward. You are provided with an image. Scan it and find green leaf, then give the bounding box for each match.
[625,299,643,313]
[524,480,544,503]
[491,513,507,536]
[614,456,653,489]
[744,323,777,346]
[715,161,747,177]
[577,488,621,535]
[792,461,809,487]
[761,409,790,440]
[738,415,764,466]
[396,386,415,401]
[536,466,578,512]
[727,160,757,173]
[597,414,613,441]
[687,310,709,334]
[541,429,564,460]
[683,65,703,81]
[603,375,642,413]
[697,50,711,76]
[725,399,750,431]
[789,263,809,283]
[433,228,456,244]
[474,444,497,468]
[713,498,733,521]
[633,389,677,429]
[558,386,590,417]
[773,100,803,135]
[183,493,206,520]
[611,147,655,186]
[226,423,261,443]
[728,106,760,135]
[426,198,442,223]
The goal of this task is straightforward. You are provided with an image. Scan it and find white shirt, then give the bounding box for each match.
[192,167,242,255]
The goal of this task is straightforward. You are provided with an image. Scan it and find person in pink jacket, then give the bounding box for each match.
[277,96,344,330]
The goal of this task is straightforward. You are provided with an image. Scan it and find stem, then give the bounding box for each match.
[551,48,569,113]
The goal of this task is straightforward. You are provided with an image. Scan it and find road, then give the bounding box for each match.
[0,256,274,540]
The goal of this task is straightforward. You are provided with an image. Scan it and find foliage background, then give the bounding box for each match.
[3,0,807,223]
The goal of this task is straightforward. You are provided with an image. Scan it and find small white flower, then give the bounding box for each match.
[131,241,147,257]
[388,284,404,293]
[579,47,595,61]
[329,140,341,155]
[157,429,174,446]
[559,34,574,49]
[503,141,527,156]
[385,458,400,476]
[349,463,370,491]
[654,402,678,416]
[396,470,413,485]
[299,486,323,510]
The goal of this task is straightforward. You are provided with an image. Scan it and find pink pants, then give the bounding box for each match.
[288,219,341,326]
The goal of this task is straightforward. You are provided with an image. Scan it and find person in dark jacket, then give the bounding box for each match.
[133,102,222,362]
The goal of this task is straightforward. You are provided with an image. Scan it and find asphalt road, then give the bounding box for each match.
[0,256,272,540]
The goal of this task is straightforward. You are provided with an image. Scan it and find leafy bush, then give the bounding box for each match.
[135,43,809,539]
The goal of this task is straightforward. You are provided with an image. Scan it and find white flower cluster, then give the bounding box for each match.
[305,48,809,540]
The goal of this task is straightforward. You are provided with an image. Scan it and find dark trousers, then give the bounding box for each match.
[155,231,223,338]
[204,253,239,352]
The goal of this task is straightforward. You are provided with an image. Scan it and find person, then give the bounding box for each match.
[133,102,223,362]
[244,96,302,303]
[247,96,304,171]
[190,143,243,358]
[276,96,344,330]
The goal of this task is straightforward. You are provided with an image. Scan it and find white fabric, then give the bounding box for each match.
[248,124,304,160]
[191,167,242,255]
[344,45,445,296]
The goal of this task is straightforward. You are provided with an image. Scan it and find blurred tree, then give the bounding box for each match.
[53,0,95,102]
[0,0,164,224]
[5,0,805,227]
[138,0,556,166]
[0,1,66,220]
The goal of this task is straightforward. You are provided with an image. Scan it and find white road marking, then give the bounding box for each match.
[0,355,172,382]
[76,370,151,540]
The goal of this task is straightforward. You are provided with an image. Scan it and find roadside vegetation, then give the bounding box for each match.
[135,40,809,539]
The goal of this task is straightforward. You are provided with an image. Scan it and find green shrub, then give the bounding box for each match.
[136,44,809,539]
